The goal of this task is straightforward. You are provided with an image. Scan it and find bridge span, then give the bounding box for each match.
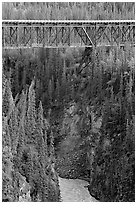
[2,20,135,49]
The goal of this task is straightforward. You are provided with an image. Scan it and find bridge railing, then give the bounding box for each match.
[2,20,135,49]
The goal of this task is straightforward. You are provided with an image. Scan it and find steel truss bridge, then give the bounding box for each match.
[2,20,135,49]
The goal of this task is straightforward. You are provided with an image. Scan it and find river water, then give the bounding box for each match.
[59,177,98,202]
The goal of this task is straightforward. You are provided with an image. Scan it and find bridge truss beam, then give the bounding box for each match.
[2,20,135,49]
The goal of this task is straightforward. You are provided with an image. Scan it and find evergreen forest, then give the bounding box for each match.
[2,2,135,202]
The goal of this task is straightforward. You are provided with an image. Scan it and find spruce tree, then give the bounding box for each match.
[15,90,27,159]
[25,80,37,144]
[2,79,14,118]
[2,115,14,202]
[49,130,55,164]
[8,107,19,155]
[2,72,7,98]
[37,101,47,168]
[48,79,53,104]
[2,115,11,150]
[17,90,27,124]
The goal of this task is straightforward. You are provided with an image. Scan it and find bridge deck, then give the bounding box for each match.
[2,20,135,48]
[3,20,135,25]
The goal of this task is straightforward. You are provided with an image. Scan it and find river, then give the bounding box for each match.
[59,177,98,202]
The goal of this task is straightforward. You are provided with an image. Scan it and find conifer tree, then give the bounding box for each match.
[49,130,55,164]
[17,90,27,124]
[61,73,66,101]
[37,101,47,168]
[16,122,25,160]
[2,115,14,202]
[56,80,60,103]
[8,107,19,155]
[2,115,11,149]
[2,79,14,118]
[14,61,20,95]
[48,79,53,103]
[25,80,37,144]
[2,72,7,98]
[15,90,27,158]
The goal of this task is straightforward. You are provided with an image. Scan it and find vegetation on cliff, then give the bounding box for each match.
[2,75,60,201]
[2,2,135,202]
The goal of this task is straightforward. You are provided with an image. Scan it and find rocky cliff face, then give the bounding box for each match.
[55,103,102,181]
[55,103,87,178]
